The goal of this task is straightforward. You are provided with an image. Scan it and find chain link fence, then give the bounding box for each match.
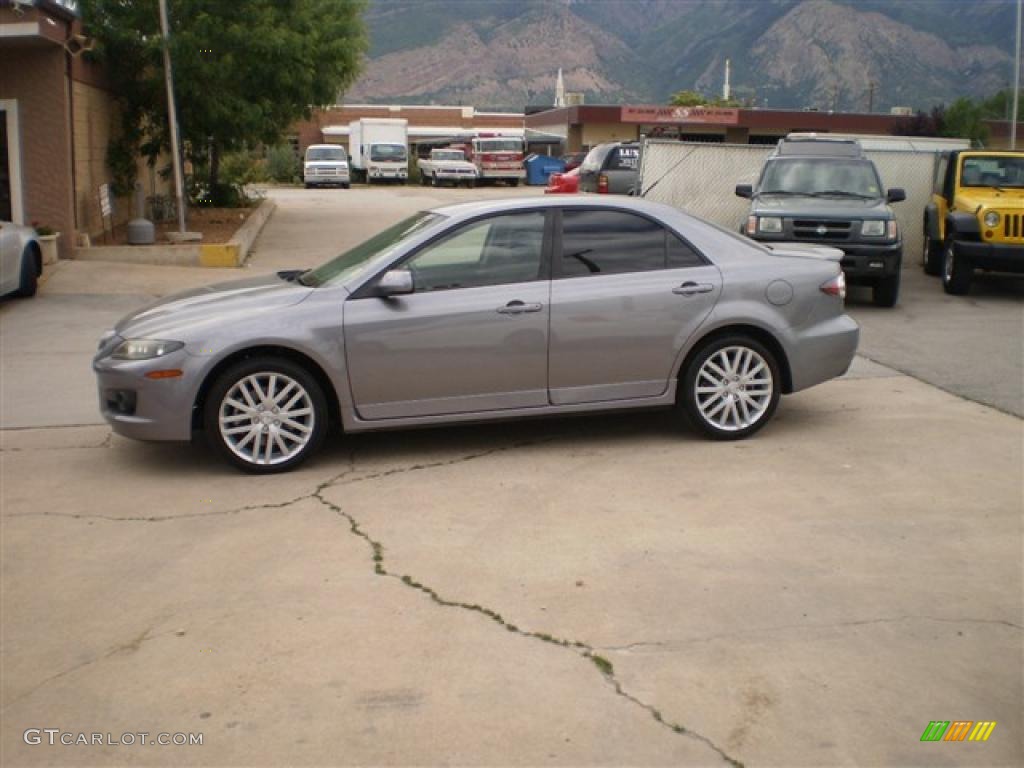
[638,139,942,260]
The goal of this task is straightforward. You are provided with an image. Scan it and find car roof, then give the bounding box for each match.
[427,195,681,220]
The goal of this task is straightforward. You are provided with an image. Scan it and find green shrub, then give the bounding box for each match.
[266,144,300,183]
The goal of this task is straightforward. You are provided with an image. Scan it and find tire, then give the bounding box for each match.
[872,271,900,308]
[204,357,328,473]
[420,173,428,187]
[923,231,942,276]
[342,183,350,190]
[680,336,781,440]
[431,173,439,187]
[942,237,972,296]
[16,246,39,298]
[509,179,519,187]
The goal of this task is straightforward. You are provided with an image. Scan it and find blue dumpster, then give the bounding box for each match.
[525,154,566,185]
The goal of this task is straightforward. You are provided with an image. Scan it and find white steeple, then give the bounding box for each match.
[554,68,566,108]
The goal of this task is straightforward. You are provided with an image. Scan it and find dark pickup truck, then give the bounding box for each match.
[736,136,906,307]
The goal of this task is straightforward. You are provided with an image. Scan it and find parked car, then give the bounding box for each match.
[544,167,580,194]
[923,149,1024,295]
[303,144,350,189]
[578,142,640,195]
[417,148,478,188]
[0,220,42,298]
[561,151,587,172]
[93,197,858,473]
[736,135,905,307]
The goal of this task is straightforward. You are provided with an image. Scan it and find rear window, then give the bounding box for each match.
[607,146,640,172]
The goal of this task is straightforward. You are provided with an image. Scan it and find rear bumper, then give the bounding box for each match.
[787,314,860,393]
[957,240,1024,273]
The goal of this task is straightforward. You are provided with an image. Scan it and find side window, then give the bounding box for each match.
[561,210,694,277]
[667,233,704,268]
[405,212,545,292]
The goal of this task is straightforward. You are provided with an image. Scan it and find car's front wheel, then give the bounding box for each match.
[872,270,900,308]
[923,231,942,275]
[942,237,972,296]
[16,245,39,297]
[681,336,781,440]
[204,357,328,473]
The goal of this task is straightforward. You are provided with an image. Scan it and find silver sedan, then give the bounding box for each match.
[93,197,858,473]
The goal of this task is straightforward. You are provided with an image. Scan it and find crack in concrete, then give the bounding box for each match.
[0,626,179,714]
[311,460,744,767]
[0,430,113,453]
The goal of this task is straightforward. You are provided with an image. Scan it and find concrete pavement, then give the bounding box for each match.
[1,185,1021,766]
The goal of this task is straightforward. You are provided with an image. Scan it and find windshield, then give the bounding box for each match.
[305,147,346,162]
[759,159,882,198]
[434,151,465,161]
[370,144,408,162]
[475,139,522,153]
[299,212,443,288]
[961,155,1024,187]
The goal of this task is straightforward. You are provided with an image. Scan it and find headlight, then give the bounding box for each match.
[862,220,886,237]
[758,217,782,233]
[111,339,184,360]
[984,211,1000,228]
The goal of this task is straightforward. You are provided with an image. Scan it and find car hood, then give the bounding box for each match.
[957,188,1024,210]
[752,195,892,218]
[765,243,844,263]
[115,273,314,340]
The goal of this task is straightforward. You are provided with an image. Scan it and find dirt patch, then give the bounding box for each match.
[102,207,257,246]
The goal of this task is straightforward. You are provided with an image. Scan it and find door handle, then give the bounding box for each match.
[496,300,543,315]
[673,281,714,296]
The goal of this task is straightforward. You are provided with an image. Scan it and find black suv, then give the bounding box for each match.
[736,136,906,307]
[578,142,640,195]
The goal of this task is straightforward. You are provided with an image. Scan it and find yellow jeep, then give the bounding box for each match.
[923,150,1024,295]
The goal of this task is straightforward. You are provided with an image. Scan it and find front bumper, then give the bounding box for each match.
[304,170,350,185]
[957,240,1024,273]
[93,349,200,442]
[753,236,901,280]
[479,168,525,179]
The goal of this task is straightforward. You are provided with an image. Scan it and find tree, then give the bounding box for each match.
[669,89,741,108]
[79,0,367,200]
[942,97,990,145]
[980,88,1023,122]
[891,106,945,137]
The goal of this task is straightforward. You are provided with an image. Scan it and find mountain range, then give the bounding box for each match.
[344,0,1017,113]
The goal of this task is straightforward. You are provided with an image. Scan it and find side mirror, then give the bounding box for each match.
[735,183,753,199]
[375,269,413,297]
[886,188,906,203]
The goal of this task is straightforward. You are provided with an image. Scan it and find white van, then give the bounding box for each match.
[303,144,350,189]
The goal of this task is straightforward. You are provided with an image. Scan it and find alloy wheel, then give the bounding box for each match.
[694,346,774,432]
[218,372,315,466]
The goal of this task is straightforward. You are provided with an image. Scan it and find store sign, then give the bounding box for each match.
[621,106,739,125]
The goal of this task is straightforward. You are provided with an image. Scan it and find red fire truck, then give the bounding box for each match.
[451,134,525,186]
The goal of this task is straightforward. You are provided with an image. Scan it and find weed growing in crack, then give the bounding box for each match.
[587,653,614,676]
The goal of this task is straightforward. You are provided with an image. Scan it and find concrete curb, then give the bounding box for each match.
[70,198,277,268]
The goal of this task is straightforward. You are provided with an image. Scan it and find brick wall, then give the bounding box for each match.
[0,43,73,257]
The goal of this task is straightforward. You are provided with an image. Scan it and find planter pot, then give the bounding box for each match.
[37,233,60,265]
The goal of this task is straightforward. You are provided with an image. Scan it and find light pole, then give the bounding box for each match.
[158,0,186,234]
[1013,0,1021,149]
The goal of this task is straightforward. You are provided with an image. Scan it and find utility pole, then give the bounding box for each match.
[158,0,186,234]
[1013,0,1021,149]
[867,80,877,113]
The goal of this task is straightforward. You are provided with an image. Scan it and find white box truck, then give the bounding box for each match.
[348,118,409,183]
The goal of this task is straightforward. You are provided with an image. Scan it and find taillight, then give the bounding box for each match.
[820,272,846,300]
[597,174,609,193]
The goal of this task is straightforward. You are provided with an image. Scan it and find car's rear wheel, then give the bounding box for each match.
[16,246,39,297]
[942,237,972,295]
[681,336,781,440]
[205,357,327,473]
[923,231,942,275]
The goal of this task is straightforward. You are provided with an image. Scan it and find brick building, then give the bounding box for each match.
[0,0,163,257]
